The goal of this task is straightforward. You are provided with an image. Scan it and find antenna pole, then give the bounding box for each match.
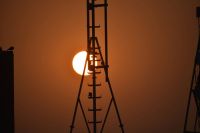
[70,1,125,132]
[183,7,200,133]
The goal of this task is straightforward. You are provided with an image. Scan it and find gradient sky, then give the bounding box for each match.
[1,0,200,133]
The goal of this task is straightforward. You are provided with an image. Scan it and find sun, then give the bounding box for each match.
[72,51,90,76]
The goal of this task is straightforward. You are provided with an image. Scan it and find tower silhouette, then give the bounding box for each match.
[0,47,15,133]
[70,0,125,133]
[183,7,200,133]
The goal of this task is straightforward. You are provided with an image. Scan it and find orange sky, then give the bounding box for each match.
[1,0,200,133]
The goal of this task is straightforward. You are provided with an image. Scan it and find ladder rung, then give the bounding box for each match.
[89,25,101,28]
[88,108,102,111]
[95,65,109,69]
[88,51,100,55]
[88,65,99,71]
[94,4,108,8]
[88,83,101,86]
[88,3,108,10]
[88,46,101,50]
[88,121,102,124]
[89,59,101,62]
[88,96,102,99]
[88,71,101,74]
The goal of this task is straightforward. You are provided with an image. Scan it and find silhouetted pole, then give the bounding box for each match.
[183,7,200,133]
[0,47,15,133]
[104,0,109,81]
[91,0,97,132]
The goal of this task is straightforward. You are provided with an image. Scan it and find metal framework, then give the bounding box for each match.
[183,7,200,133]
[70,0,124,133]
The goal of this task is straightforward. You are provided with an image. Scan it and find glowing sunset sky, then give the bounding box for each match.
[1,0,200,132]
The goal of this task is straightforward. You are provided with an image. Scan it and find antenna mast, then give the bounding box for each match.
[183,7,200,133]
[70,0,125,132]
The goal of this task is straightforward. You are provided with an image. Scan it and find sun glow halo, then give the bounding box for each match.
[72,51,89,76]
[72,51,98,76]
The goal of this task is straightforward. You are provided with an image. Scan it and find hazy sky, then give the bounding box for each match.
[1,0,200,133]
